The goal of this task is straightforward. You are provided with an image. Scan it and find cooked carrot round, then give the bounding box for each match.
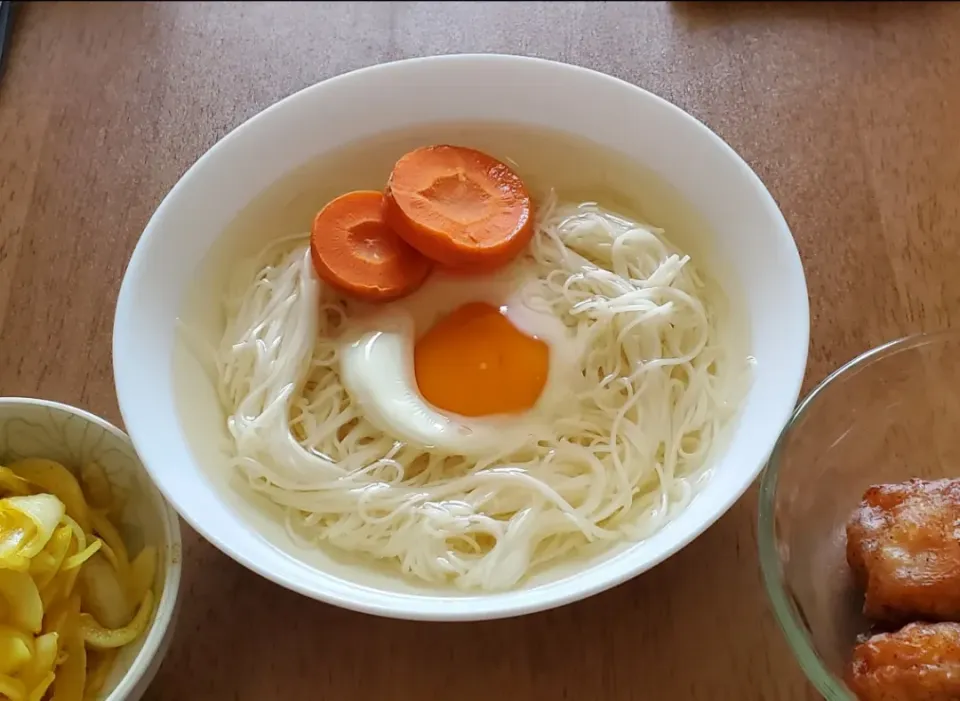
[310,190,432,302]
[383,145,534,270]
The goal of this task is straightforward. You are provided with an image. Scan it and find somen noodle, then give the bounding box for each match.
[213,191,744,590]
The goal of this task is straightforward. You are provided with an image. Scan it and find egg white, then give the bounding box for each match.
[337,261,582,456]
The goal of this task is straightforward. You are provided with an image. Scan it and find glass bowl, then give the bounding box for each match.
[758,331,960,699]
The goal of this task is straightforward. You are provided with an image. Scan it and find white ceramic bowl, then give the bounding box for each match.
[114,54,808,620]
[0,398,181,700]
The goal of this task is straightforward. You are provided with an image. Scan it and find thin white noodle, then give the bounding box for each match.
[212,191,746,591]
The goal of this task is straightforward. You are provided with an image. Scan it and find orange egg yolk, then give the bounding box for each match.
[414,302,549,417]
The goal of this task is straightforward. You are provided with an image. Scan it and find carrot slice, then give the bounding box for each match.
[383,145,534,270]
[310,190,432,302]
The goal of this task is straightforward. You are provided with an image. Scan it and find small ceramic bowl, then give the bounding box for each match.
[0,397,182,701]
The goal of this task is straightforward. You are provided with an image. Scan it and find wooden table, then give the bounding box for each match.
[2,2,958,699]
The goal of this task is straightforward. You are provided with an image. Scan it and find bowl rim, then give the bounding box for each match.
[757,330,960,700]
[0,397,183,700]
[115,52,809,620]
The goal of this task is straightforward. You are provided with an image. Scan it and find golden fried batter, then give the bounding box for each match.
[846,478,960,622]
[848,622,960,701]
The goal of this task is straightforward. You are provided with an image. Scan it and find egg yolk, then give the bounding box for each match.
[414,302,549,417]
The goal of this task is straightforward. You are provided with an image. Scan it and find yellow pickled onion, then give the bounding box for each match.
[0,638,31,676]
[0,495,66,569]
[0,468,32,497]
[30,526,72,590]
[62,540,101,572]
[0,626,33,653]
[95,539,120,574]
[39,539,74,611]
[79,590,154,650]
[40,534,85,611]
[26,552,54,578]
[50,597,84,701]
[0,458,156,699]
[0,570,43,633]
[0,625,33,676]
[89,511,128,582]
[78,465,111,512]
[0,674,26,700]
[53,543,85,608]
[77,554,131,629]
[43,596,72,638]
[39,575,63,611]
[127,546,157,606]
[26,673,54,701]
[8,460,90,534]
[81,649,116,700]
[18,632,57,691]
[59,515,86,552]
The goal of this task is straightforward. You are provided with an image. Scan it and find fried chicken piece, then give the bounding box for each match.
[848,622,960,701]
[846,478,960,622]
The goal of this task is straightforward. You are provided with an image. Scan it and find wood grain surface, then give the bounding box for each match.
[2,2,958,699]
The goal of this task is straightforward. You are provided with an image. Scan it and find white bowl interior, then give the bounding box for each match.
[0,399,181,700]
[114,55,808,619]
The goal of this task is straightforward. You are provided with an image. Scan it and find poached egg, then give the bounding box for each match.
[338,260,581,456]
